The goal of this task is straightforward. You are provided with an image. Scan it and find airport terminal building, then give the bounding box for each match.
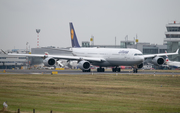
[0,47,72,69]
[82,41,167,54]
[0,49,28,69]
[164,21,180,61]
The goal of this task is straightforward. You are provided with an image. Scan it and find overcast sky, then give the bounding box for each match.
[0,0,180,50]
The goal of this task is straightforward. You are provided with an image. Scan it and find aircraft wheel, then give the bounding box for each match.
[82,69,91,72]
[97,68,105,72]
[88,69,91,72]
[97,68,100,72]
[133,69,138,73]
[118,68,121,72]
[133,69,135,73]
[112,68,116,72]
[136,69,138,73]
[102,68,105,72]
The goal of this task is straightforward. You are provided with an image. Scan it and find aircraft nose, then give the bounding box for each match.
[138,56,144,62]
[141,56,144,62]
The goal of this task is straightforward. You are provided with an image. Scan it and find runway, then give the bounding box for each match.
[0,69,180,75]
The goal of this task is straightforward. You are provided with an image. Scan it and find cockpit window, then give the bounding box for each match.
[134,53,143,56]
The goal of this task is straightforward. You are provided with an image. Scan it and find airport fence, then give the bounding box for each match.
[17,108,53,113]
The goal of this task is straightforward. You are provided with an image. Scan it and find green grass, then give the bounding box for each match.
[0,74,180,113]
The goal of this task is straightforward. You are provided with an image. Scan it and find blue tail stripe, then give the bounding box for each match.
[69,22,80,48]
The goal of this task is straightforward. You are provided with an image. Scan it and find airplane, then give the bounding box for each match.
[1,22,179,73]
[165,51,180,69]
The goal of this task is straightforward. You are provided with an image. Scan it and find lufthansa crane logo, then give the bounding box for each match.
[71,29,74,40]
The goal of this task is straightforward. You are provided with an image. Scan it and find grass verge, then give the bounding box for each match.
[0,74,180,113]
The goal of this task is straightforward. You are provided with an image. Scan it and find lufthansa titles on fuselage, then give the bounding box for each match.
[118,50,129,54]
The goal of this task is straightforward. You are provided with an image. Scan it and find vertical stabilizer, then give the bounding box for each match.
[69,22,80,47]
[165,51,169,62]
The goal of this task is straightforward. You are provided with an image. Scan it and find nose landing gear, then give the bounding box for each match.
[132,66,138,73]
[133,68,138,73]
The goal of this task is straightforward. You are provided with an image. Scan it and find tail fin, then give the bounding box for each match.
[69,22,80,48]
[165,51,169,62]
[44,52,49,56]
[44,52,49,58]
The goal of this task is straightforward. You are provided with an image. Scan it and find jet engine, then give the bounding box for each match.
[151,57,164,66]
[77,60,90,70]
[137,63,143,69]
[43,57,56,67]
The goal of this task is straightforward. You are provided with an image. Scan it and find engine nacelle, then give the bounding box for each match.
[77,60,90,70]
[151,57,164,66]
[137,63,143,69]
[43,57,56,67]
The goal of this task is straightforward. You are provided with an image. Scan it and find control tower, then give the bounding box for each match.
[164,21,180,61]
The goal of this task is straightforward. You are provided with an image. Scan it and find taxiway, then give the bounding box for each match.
[0,69,180,75]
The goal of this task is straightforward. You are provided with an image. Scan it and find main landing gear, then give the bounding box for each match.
[82,67,122,72]
[82,69,91,72]
[82,67,105,72]
[97,67,105,72]
[112,67,121,72]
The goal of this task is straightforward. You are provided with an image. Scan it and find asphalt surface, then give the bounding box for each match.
[0,69,180,75]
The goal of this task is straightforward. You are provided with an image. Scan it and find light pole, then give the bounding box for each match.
[36,29,41,48]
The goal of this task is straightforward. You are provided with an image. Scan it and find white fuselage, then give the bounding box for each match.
[166,61,180,68]
[72,48,144,67]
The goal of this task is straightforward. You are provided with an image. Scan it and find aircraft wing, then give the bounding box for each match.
[7,53,106,62]
[143,49,179,59]
[49,54,106,62]
[7,53,45,57]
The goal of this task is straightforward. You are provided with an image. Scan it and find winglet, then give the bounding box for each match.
[1,49,7,55]
[176,49,179,54]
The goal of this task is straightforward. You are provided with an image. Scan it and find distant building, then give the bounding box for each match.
[82,41,90,47]
[164,21,180,61]
[120,41,135,48]
[0,49,28,69]
[82,40,167,54]
[124,42,167,54]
